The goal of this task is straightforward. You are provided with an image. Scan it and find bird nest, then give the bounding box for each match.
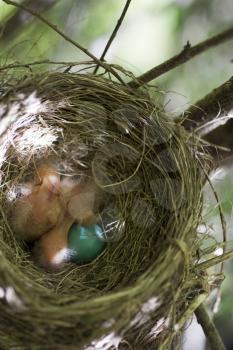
[0,68,207,349]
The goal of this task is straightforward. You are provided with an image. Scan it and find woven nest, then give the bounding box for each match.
[0,68,207,350]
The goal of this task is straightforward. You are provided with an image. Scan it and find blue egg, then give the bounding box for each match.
[68,223,106,263]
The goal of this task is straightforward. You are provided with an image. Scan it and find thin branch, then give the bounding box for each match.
[2,0,125,85]
[128,26,233,88]
[197,249,233,270]
[203,170,226,315]
[195,304,226,350]
[202,169,227,251]
[0,60,93,71]
[93,0,132,74]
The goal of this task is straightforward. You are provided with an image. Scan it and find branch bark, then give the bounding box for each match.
[128,26,233,88]
[181,77,233,162]
[182,77,233,130]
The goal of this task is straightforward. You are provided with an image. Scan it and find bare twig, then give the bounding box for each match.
[203,170,227,249]
[2,0,125,84]
[93,0,132,74]
[0,60,93,71]
[128,26,233,88]
[195,304,226,350]
[202,169,226,315]
[197,249,233,270]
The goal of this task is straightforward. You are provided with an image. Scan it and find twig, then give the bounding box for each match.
[195,161,226,314]
[2,0,125,84]
[197,249,233,270]
[209,181,226,244]
[195,304,226,350]
[93,0,132,74]
[203,171,226,315]
[128,26,233,88]
[0,60,93,71]
[203,170,227,251]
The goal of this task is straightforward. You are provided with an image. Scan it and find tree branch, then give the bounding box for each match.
[128,26,233,88]
[93,0,132,74]
[182,77,233,130]
[1,0,125,85]
[181,77,233,161]
[195,304,226,350]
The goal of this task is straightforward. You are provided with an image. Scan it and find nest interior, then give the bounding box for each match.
[0,69,205,350]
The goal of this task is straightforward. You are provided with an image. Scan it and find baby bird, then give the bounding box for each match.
[11,165,64,242]
[35,210,74,269]
[34,178,101,269]
[67,178,99,226]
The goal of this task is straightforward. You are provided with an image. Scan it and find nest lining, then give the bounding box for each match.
[0,69,205,349]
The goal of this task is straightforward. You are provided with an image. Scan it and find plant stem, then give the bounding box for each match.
[195,304,226,350]
[197,249,233,270]
[0,60,92,71]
